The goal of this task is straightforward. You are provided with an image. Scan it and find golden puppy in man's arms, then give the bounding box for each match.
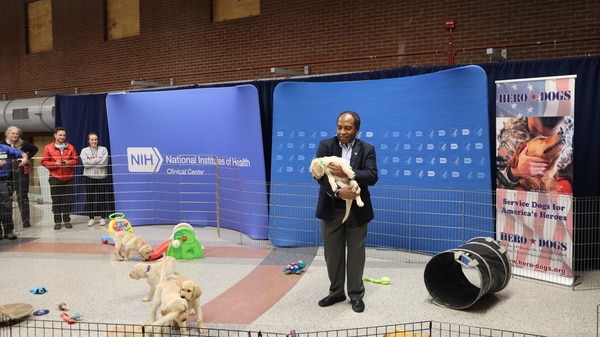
[101,227,153,261]
[129,256,179,302]
[168,274,207,334]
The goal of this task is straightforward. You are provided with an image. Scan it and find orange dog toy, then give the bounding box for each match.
[60,312,77,324]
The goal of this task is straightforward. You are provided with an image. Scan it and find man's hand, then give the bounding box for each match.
[17,156,28,166]
[327,163,347,178]
[513,143,549,178]
[337,185,360,200]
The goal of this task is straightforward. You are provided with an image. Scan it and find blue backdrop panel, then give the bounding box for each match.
[269,66,492,251]
[106,85,268,239]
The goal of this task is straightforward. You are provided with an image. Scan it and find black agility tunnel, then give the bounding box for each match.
[424,237,511,310]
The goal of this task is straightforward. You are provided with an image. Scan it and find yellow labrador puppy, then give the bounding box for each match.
[106,324,147,337]
[310,156,364,223]
[150,279,189,336]
[102,227,153,261]
[168,275,207,334]
[129,256,179,302]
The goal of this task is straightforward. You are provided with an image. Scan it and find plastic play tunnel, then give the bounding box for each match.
[424,237,511,309]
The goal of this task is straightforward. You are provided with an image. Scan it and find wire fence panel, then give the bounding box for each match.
[19,155,600,290]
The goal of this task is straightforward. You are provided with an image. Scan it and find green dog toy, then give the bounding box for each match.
[362,276,391,285]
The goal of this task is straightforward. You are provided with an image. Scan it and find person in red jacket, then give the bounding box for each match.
[41,127,78,230]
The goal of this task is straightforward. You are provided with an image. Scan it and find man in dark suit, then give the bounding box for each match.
[314,111,378,313]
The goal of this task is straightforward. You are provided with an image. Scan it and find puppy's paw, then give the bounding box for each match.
[142,297,151,302]
[189,309,196,315]
[199,327,208,335]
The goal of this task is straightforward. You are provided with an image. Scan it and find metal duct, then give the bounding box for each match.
[0,97,55,132]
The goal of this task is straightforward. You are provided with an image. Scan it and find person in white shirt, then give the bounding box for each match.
[80,132,110,227]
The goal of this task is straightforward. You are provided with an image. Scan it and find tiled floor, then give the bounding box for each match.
[1,208,599,337]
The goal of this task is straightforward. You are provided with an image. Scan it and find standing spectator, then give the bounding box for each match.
[313,111,378,313]
[80,132,110,227]
[0,143,28,239]
[1,126,38,228]
[41,127,78,230]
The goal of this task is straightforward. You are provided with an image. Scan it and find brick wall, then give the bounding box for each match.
[1,0,599,98]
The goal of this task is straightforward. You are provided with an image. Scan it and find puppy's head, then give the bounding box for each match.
[310,158,326,179]
[523,133,565,168]
[129,263,149,280]
[179,280,201,301]
[508,133,565,173]
[139,244,153,261]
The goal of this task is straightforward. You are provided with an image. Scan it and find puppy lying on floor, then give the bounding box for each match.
[101,227,153,261]
[168,274,207,334]
[508,133,566,192]
[106,324,146,337]
[129,256,179,302]
[310,156,364,223]
[379,327,429,337]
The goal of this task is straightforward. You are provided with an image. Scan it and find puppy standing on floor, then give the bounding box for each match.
[101,227,153,261]
[150,259,189,336]
[129,256,179,302]
[168,274,207,334]
[310,155,364,223]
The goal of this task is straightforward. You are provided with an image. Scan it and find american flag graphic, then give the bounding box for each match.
[495,75,576,117]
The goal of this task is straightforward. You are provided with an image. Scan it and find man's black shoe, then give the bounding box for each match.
[350,299,365,313]
[318,295,346,307]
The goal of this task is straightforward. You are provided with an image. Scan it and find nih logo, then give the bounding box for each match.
[127,147,164,172]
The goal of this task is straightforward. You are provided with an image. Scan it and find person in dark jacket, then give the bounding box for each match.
[1,126,38,228]
[0,142,28,239]
[313,111,378,313]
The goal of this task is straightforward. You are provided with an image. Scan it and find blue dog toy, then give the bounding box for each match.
[283,260,307,274]
[29,286,48,294]
[101,236,114,245]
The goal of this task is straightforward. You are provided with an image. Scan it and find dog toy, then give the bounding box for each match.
[33,309,49,316]
[60,312,77,324]
[57,302,68,311]
[106,212,133,236]
[166,223,204,260]
[362,275,391,285]
[70,312,84,321]
[283,260,306,274]
[29,286,48,294]
[101,235,115,245]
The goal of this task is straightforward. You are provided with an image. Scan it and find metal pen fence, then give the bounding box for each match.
[17,155,600,291]
[0,317,545,337]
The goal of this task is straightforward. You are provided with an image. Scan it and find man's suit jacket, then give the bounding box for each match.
[314,136,378,224]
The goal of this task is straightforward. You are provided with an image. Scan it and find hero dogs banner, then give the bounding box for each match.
[106,86,268,239]
[495,75,576,285]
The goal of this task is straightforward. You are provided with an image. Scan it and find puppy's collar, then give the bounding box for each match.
[145,265,151,275]
[317,158,327,167]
